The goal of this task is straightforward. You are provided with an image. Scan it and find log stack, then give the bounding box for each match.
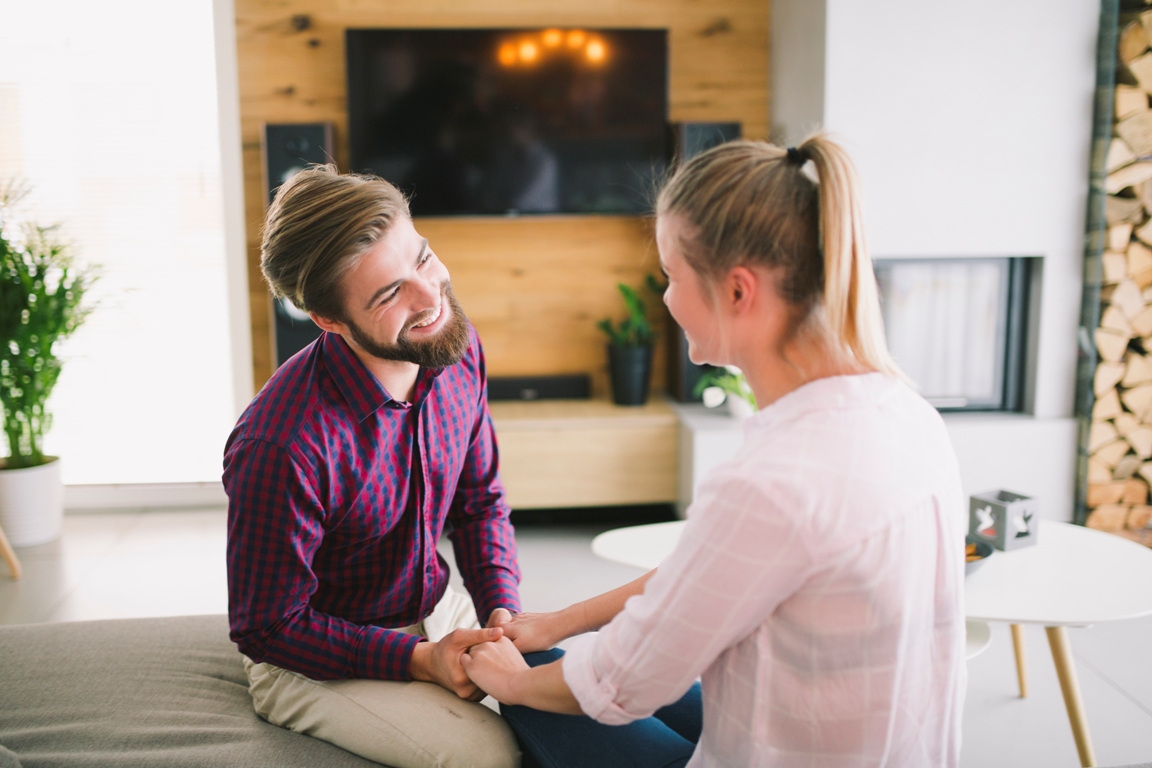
[1087,14,1152,546]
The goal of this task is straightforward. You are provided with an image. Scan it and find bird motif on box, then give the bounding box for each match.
[975,505,996,537]
[1013,509,1033,538]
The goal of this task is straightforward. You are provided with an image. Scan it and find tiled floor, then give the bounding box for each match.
[1,508,1150,767]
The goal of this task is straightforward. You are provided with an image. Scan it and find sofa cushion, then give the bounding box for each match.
[0,615,384,767]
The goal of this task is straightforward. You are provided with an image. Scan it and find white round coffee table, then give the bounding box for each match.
[591,519,1152,767]
[592,520,681,570]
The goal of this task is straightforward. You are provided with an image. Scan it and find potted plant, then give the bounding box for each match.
[694,366,757,419]
[597,281,657,406]
[0,183,95,546]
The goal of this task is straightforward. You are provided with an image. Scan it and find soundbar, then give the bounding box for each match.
[488,374,591,401]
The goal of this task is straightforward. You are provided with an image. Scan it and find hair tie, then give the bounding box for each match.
[786,146,805,166]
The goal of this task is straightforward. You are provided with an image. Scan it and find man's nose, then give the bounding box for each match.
[414,273,442,308]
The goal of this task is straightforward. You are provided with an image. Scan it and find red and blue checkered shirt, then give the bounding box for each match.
[223,327,520,681]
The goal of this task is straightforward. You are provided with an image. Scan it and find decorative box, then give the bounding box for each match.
[968,490,1039,551]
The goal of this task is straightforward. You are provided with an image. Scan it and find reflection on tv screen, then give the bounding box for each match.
[347,28,669,217]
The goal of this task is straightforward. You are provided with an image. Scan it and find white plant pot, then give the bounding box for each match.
[0,456,63,547]
[726,396,755,420]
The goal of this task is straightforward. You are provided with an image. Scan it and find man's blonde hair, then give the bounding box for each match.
[261,165,410,321]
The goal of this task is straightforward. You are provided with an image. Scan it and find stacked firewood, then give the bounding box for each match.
[1087,16,1152,545]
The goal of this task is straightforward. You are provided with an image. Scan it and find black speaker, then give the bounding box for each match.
[488,374,592,402]
[667,326,717,403]
[263,123,333,203]
[263,123,333,367]
[665,122,741,401]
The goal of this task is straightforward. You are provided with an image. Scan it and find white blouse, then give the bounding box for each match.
[563,373,967,767]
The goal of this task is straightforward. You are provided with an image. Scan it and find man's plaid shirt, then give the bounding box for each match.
[223,327,520,681]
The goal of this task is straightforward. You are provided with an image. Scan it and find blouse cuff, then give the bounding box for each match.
[561,632,642,726]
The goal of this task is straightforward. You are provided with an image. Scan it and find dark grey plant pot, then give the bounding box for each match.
[608,344,653,406]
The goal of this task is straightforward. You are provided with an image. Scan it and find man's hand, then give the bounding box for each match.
[409,626,504,701]
[460,635,530,704]
[487,609,572,654]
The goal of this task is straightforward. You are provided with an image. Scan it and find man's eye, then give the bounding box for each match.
[420,252,433,266]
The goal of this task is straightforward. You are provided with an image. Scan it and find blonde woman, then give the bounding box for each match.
[464,136,968,768]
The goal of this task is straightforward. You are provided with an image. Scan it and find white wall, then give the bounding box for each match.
[213,0,255,417]
[772,0,1099,520]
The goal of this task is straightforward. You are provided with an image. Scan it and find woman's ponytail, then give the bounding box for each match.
[797,136,901,377]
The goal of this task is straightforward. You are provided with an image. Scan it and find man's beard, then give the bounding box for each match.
[346,282,471,369]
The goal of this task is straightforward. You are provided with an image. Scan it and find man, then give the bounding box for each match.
[223,165,522,768]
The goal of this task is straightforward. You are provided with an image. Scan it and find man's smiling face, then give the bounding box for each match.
[317,215,471,369]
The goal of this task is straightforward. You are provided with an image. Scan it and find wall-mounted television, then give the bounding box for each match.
[346,28,668,217]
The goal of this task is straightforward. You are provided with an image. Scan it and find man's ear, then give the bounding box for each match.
[309,311,346,335]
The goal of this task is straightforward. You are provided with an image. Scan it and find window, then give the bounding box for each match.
[874,257,1032,411]
[0,0,236,484]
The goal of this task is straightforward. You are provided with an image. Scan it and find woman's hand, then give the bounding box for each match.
[461,636,530,704]
[488,609,572,654]
[485,571,656,655]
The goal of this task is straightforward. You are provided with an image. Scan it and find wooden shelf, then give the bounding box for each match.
[489,397,678,509]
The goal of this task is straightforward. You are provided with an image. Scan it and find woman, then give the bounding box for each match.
[465,135,968,767]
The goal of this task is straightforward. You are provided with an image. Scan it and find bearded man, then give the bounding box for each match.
[223,166,522,768]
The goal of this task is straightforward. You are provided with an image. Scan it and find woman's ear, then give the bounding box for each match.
[724,266,759,315]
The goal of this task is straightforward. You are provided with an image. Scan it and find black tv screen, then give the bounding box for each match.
[346,28,669,217]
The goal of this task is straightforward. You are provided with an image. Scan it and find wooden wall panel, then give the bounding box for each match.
[422,216,663,397]
[235,0,770,390]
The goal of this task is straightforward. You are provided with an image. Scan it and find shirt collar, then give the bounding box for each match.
[322,332,392,422]
[321,332,449,421]
[746,372,899,433]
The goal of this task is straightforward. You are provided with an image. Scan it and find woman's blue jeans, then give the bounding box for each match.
[499,648,702,768]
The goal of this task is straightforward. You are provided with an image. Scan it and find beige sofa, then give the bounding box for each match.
[0,615,384,767]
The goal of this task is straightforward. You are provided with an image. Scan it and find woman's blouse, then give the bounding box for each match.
[563,373,967,767]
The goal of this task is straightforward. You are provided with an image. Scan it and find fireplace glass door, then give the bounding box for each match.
[874,257,1030,411]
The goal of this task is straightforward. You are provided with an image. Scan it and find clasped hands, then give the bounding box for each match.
[409,608,565,703]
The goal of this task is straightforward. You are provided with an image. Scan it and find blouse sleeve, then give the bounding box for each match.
[562,464,818,724]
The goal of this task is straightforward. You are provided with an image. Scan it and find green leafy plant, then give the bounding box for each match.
[693,365,756,409]
[597,277,664,348]
[0,182,96,469]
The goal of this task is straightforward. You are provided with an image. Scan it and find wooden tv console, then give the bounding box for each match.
[489,397,679,509]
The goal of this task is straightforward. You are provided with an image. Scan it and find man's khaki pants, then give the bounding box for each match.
[243,587,520,768]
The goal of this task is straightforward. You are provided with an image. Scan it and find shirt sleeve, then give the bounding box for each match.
[561,465,817,724]
[446,337,521,625]
[224,436,421,681]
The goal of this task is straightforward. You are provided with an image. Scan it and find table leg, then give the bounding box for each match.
[1045,626,1096,768]
[0,524,20,580]
[1010,623,1028,697]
